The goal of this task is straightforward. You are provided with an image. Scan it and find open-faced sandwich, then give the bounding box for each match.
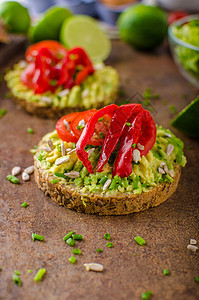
[34,104,186,215]
[5,41,119,118]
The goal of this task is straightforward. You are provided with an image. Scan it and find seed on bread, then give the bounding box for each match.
[12,166,21,176]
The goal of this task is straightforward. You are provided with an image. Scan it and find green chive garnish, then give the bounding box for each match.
[163,269,170,276]
[72,249,82,255]
[98,117,104,122]
[134,236,146,246]
[32,233,44,242]
[107,242,114,248]
[72,234,83,240]
[132,143,136,148]
[21,202,28,208]
[96,248,103,253]
[49,79,58,86]
[66,237,75,247]
[142,290,152,300]
[34,268,46,282]
[99,176,108,185]
[50,179,59,184]
[28,270,32,273]
[14,270,20,275]
[76,125,84,131]
[104,233,111,240]
[63,231,74,241]
[126,122,131,127]
[27,127,34,134]
[73,142,76,149]
[195,276,199,283]
[99,132,104,138]
[0,108,7,118]
[6,175,19,184]
[133,253,136,256]
[69,256,76,264]
[54,172,67,179]
[13,272,21,286]
[38,153,43,161]
[56,144,61,152]
[169,105,177,115]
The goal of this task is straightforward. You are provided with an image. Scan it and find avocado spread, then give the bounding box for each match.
[5,62,119,109]
[35,126,186,197]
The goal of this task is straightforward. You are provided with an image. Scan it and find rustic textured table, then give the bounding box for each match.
[0,40,199,300]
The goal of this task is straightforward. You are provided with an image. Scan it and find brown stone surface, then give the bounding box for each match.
[0,40,199,300]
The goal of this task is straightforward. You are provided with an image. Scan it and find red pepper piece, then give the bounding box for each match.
[97,104,143,173]
[76,104,118,173]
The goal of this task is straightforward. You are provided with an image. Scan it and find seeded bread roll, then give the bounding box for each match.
[34,160,181,215]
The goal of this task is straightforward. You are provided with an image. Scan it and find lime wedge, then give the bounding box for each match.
[29,6,72,43]
[170,96,199,138]
[60,15,111,62]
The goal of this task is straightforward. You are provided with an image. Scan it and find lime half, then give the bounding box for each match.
[60,15,111,62]
[170,96,199,138]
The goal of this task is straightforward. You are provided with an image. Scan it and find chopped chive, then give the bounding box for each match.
[32,233,44,242]
[56,144,61,152]
[6,174,19,184]
[13,272,21,286]
[142,290,152,300]
[126,122,131,127]
[153,93,159,99]
[0,108,7,118]
[134,236,146,246]
[21,202,28,208]
[30,145,37,154]
[107,242,114,248]
[28,270,32,273]
[72,234,83,240]
[169,105,177,115]
[133,253,136,256]
[66,237,75,247]
[27,127,34,134]
[99,132,104,138]
[73,142,76,149]
[50,179,59,184]
[54,172,67,179]
[38,153,43,161]
[34,268,46,282]
[72,248,82,255]
[104,233,111,240]
[132,143,136,148]
[98,117,104,122]
[69,256,76,264]
[76,125,84,131]
[63,231,74,241]
[195,276,199,283]
[163,269,170,276]
[99,176,108,185]
[49,79,58,86]
[162,99,167,105]
[96,248,103,253]
[143,99,151,106]
[143,88,152,99]
[14,270,20,275]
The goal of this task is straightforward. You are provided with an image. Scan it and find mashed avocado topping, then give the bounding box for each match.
[35,126,186,196]
[5,62,119,109]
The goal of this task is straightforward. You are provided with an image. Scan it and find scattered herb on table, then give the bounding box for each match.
[69,256,76,264]
[186,145,192,150]
[6,175,19,184]
[34,268,46,282]
[28,270,32,273]
[21,202,28,208]
[195,276,199,283]
[0,108,6,118]
[27,127,34,134]
[142,290,152,300]
[66,237,75,247]
[14,270,20,275]
[32,233,44,242]
[162,99,167,105]
[134,236,146,246]
[104,233,111,240]
[96,248,103,253]
[72,234,83,240]
[133,253,136,256]
[63,231,74,241]
[13,271,21,286]
[72,249,82,255]
[169,105,177,115]
[107,242,114,248]
[30,145,38,154]
[163,269,170,276]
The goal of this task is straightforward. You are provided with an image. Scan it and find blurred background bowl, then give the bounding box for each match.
[158,0,199,12]
[168,14,199,88]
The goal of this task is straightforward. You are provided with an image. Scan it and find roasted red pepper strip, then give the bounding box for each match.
[97,104,143,173]
[76,104,118,173]
[113,109,156,177]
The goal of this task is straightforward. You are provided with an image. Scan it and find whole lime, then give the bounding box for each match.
[0,1,30,34]
[29,6,72,43]
[118,4,167,50]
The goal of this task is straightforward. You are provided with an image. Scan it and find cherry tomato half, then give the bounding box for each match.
[56,112,80,143]
[26,40,67,63]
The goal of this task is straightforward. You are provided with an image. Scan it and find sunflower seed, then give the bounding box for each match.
[78,119,85,127]
[42,146,52,152]
[55,157,70,166]
[190,239,197,245]
[103,179,111,191]
[47,139,53,150]
[82,89,89,98]
[22,172,30,181]
[187,244,198,252]
[12,166,21,176]
[84,263,104,272]
[63,119,70,132]
[41,96,51,104]
[24,165,34,175]
[61,141,65,156]
[64,171,80,178]
[168,169,174,177]
[166,144,174,157]
[163,164,169,174]
[133,149,141,163]
[66,148,76,155]
[165,133,171,138]
[160,162,166,168]
[137,143,145,151]
[94,62,104,70]
[158,167,165,174]
[19,60,27,68]
[87,148,95,158]
[58,89,69,97]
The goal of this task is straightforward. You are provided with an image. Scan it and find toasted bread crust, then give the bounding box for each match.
[34,159,181,215]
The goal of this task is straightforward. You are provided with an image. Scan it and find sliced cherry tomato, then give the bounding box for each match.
[56,112,81,143]
[26,40,67,63]
[168,11,188,26]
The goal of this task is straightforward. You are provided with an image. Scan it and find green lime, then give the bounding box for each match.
[60,15,111,62]
[117,4,167,50]
[29,6,72,43]
[0,1,30,33]
[170,96,199,138]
